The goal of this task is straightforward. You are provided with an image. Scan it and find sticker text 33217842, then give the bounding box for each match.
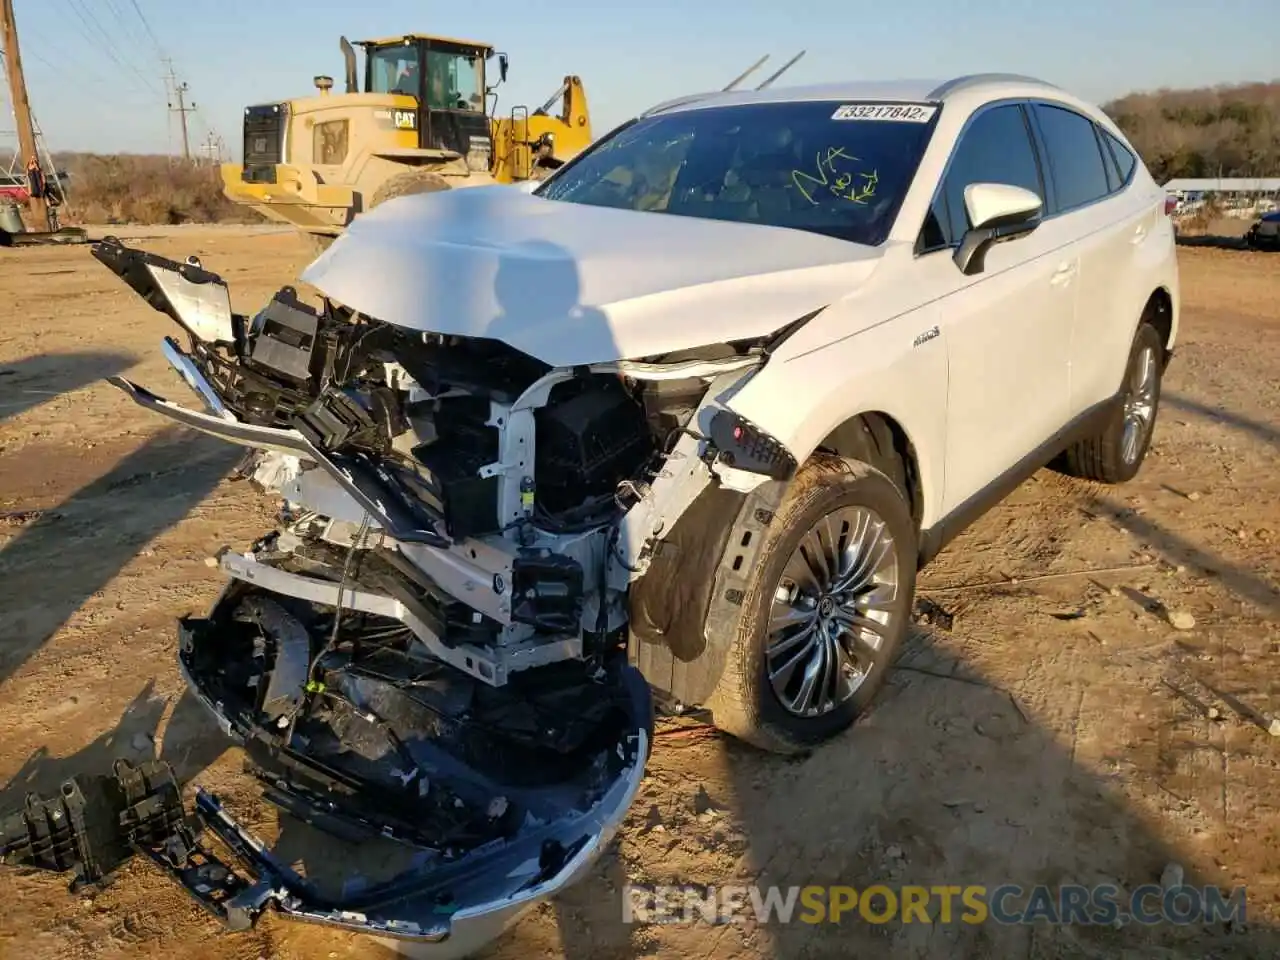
[831,103,938,123]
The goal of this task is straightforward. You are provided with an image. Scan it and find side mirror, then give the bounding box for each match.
[953,182,1042,276]
[499,53,509,83]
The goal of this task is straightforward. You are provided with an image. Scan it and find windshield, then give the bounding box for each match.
[537,100,939,245]
[425,50,484,111]
[368,44,420,96]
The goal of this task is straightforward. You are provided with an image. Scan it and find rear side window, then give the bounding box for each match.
[1102,129,1138,187]
[921,103,1042,250]
[1033,104,1112,212]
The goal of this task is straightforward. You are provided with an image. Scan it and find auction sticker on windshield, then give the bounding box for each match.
[831,103,938,123]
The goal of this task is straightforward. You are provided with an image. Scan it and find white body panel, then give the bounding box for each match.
[303,74,1180,537]
[302,187,882,366]
[718,78,1179,529]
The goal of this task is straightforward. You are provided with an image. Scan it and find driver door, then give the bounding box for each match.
[917,102,1077,515]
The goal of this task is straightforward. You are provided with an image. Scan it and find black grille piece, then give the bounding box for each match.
[535,379,651,514]
[242,103,287,169]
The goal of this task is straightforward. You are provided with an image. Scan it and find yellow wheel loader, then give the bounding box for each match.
[220,34,593,251]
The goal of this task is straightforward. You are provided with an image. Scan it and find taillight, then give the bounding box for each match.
[1164,195,1178,216]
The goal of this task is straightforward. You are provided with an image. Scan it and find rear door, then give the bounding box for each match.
[915,101,1077,515]
[1028,103,1158,415]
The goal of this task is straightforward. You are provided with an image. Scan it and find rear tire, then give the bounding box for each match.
[1060,321,1164,484]
[706,456,917,754]
[370,169,451,209]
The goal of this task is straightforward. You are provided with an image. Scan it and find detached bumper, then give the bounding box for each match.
[194,733,647,952]
[0,701,649,956]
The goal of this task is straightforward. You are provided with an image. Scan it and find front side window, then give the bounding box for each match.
[1033,104,1112,212]
[922,103,1042,250]
[537,100,940,246]
[368,44,420,97]
[425,50,484,111]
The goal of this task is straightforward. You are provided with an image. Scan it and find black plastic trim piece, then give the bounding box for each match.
[918,392,1121,566]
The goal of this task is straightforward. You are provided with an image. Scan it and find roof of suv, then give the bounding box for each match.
[643,73,1073,119]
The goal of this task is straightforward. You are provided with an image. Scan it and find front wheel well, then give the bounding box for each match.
[815,412,922,530]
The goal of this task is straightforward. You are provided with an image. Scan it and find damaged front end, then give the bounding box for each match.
[19,237,794,948]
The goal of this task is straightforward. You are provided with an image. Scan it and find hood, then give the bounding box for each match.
[302,186,882,366]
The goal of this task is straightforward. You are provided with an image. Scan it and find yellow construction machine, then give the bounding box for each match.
[220,34,593,250]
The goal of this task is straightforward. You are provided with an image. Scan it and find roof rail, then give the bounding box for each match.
[641,91,720,117]
[926,73,1058,100]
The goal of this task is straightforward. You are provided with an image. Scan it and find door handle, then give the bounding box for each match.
[1131,225,1148,245]
[1050,261,1077,286]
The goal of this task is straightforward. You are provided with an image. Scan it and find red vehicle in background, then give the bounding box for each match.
[0,168,68,204]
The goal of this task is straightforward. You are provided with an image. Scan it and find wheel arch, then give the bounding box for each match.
[629,410,930,710]
[815,411,925,531]
[1144,286,1176,365]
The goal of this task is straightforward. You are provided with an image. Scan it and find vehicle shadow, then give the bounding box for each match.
[1090,492,1279,617]
[0,680,169,813]
[0,426,241,685]
[0,351,135,426]
[484,611,1276,959]
[1163,391,1280,448]
[1174,234,1250,250]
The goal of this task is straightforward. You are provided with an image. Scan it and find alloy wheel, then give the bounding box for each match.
[1122,344,1159,464]
[765,506,900,718]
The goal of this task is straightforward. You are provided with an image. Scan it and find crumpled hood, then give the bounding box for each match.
[302,186,883,366]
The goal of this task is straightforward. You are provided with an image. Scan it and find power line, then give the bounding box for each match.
[102,0,152,55]
[125,0,164,56]
[59,0,161,98]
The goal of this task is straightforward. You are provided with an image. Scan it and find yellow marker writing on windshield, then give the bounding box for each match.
[793,146,879,205]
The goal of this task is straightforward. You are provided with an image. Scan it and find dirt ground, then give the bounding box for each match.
[1,225,1278,960]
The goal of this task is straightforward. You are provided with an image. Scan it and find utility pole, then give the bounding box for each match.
[199,129,223,165]
[163,59,194,161]
[0,0,49,229]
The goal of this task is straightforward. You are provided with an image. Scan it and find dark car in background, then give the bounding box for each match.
[1245,209,1280,250]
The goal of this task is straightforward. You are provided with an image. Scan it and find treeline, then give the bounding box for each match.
[49,153,260,225]
[0,151,258,225]
[1104,81,1280,182]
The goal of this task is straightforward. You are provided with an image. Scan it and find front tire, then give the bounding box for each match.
[706,456,917,754]
[1060,321,1164,484]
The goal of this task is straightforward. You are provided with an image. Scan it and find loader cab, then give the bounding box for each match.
[360,34,503,171]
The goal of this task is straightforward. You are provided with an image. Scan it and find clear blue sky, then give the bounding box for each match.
[6,0,1278,158]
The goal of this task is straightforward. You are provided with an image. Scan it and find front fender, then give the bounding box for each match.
[726,303,948,529]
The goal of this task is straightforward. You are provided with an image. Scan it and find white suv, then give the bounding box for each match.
[99,73,1176,946]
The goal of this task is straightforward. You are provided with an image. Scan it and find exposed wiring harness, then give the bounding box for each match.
[281,513,376,746]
